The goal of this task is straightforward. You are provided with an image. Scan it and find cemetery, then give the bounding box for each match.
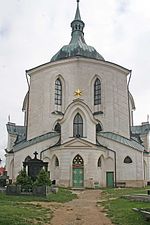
[0,151,150,224]
[4,152,57,196]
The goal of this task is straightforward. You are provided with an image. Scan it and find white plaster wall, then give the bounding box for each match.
[5,153,14,180]
[129,99,134,126]
[148,132,150,151]
[60,99,97,144]
[141,133,149,151]
[144,154,150,181]
[43,143,114,187]
[27,57,130,141]
[8,135,59,180]
[97,135,144,183]
[7,133,145,187]
[7,134,17,151]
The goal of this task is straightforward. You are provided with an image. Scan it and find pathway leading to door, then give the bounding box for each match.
[50,190,113,225]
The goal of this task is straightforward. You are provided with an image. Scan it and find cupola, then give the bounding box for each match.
[51,0,104,62]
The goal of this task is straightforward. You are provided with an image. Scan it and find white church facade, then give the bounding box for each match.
[5,1,150,188]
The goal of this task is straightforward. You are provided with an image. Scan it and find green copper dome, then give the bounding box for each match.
[51,0,104,62]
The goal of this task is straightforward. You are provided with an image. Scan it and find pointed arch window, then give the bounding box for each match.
[55,156,59,167]
[94,78,101,105]
[73,154,84,166]
[73,113,83,138]
[96,123,102,133]
[124,156,132,164]
[98,156,102,167]
[25,156,31,162]
[55,78,62,105]
[54,123,61,133]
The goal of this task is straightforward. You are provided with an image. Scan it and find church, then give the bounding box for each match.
[5,1,150,188]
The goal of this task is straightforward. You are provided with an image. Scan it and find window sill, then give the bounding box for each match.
[69,136,87,139]
[52,111,64,115]
[93,111,103,116]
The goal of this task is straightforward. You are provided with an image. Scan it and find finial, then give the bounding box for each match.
[147,114,149,123]
[74,0,81,20]
[8,114,10,122]
[77,0,80,8]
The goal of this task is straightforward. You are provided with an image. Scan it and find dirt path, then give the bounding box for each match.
[50,190,113,225]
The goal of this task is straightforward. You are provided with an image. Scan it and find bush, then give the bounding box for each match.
[16,169,33,191]
[34,169,51,187]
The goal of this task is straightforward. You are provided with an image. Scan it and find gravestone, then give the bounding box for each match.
[0,171,9,187]
[23,152,48,181]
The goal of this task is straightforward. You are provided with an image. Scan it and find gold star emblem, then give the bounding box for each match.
[74,89,83,97]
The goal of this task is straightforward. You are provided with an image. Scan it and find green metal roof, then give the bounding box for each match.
[13,132,60,152]
[97,132,144,151]
[6,123,26,143]
[131,123,150,135]
[51,0,104,62]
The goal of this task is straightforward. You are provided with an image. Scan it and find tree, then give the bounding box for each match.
[16,169,33,190]
[34,169,51,186]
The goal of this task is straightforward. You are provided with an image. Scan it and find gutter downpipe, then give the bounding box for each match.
[25,71,30,140]
[108,147,117,188]
[127,70,132,139]
[40,147,51,160]
[40,136,61,160]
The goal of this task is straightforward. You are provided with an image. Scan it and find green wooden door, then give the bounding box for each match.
[73,168,84,188]
[106,172,114,187]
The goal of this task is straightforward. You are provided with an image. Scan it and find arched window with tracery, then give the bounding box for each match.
[94,78,101,105]
[55,78,62,106]
[73,154,84,166]
[73,113,83,138]
[124,156,132,164]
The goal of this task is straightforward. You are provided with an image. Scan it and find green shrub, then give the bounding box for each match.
[16,169,33,191]
[33,169,51,187]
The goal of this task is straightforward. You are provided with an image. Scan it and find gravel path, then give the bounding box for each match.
[50,190,113,225]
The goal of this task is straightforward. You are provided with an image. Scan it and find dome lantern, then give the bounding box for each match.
[50,0,104,62]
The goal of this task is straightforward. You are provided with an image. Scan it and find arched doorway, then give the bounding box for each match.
[72,154,84,188]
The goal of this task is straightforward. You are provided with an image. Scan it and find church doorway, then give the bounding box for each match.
[106,171,114,187]
[72,154,84,188]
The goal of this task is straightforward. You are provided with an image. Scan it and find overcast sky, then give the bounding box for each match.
[0,0,150,165]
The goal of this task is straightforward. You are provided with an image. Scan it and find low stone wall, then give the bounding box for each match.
[120,180,145,188]
[122,194,150,202]
[0,187,6,193]
[6,185,58,196]
[58,179,145,188]
[33,185,51,196]
[6,185,21,195]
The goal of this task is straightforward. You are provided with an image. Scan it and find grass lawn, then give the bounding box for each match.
[0,188,77,225]
[100,187,150,225]
[47,187,77,203]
